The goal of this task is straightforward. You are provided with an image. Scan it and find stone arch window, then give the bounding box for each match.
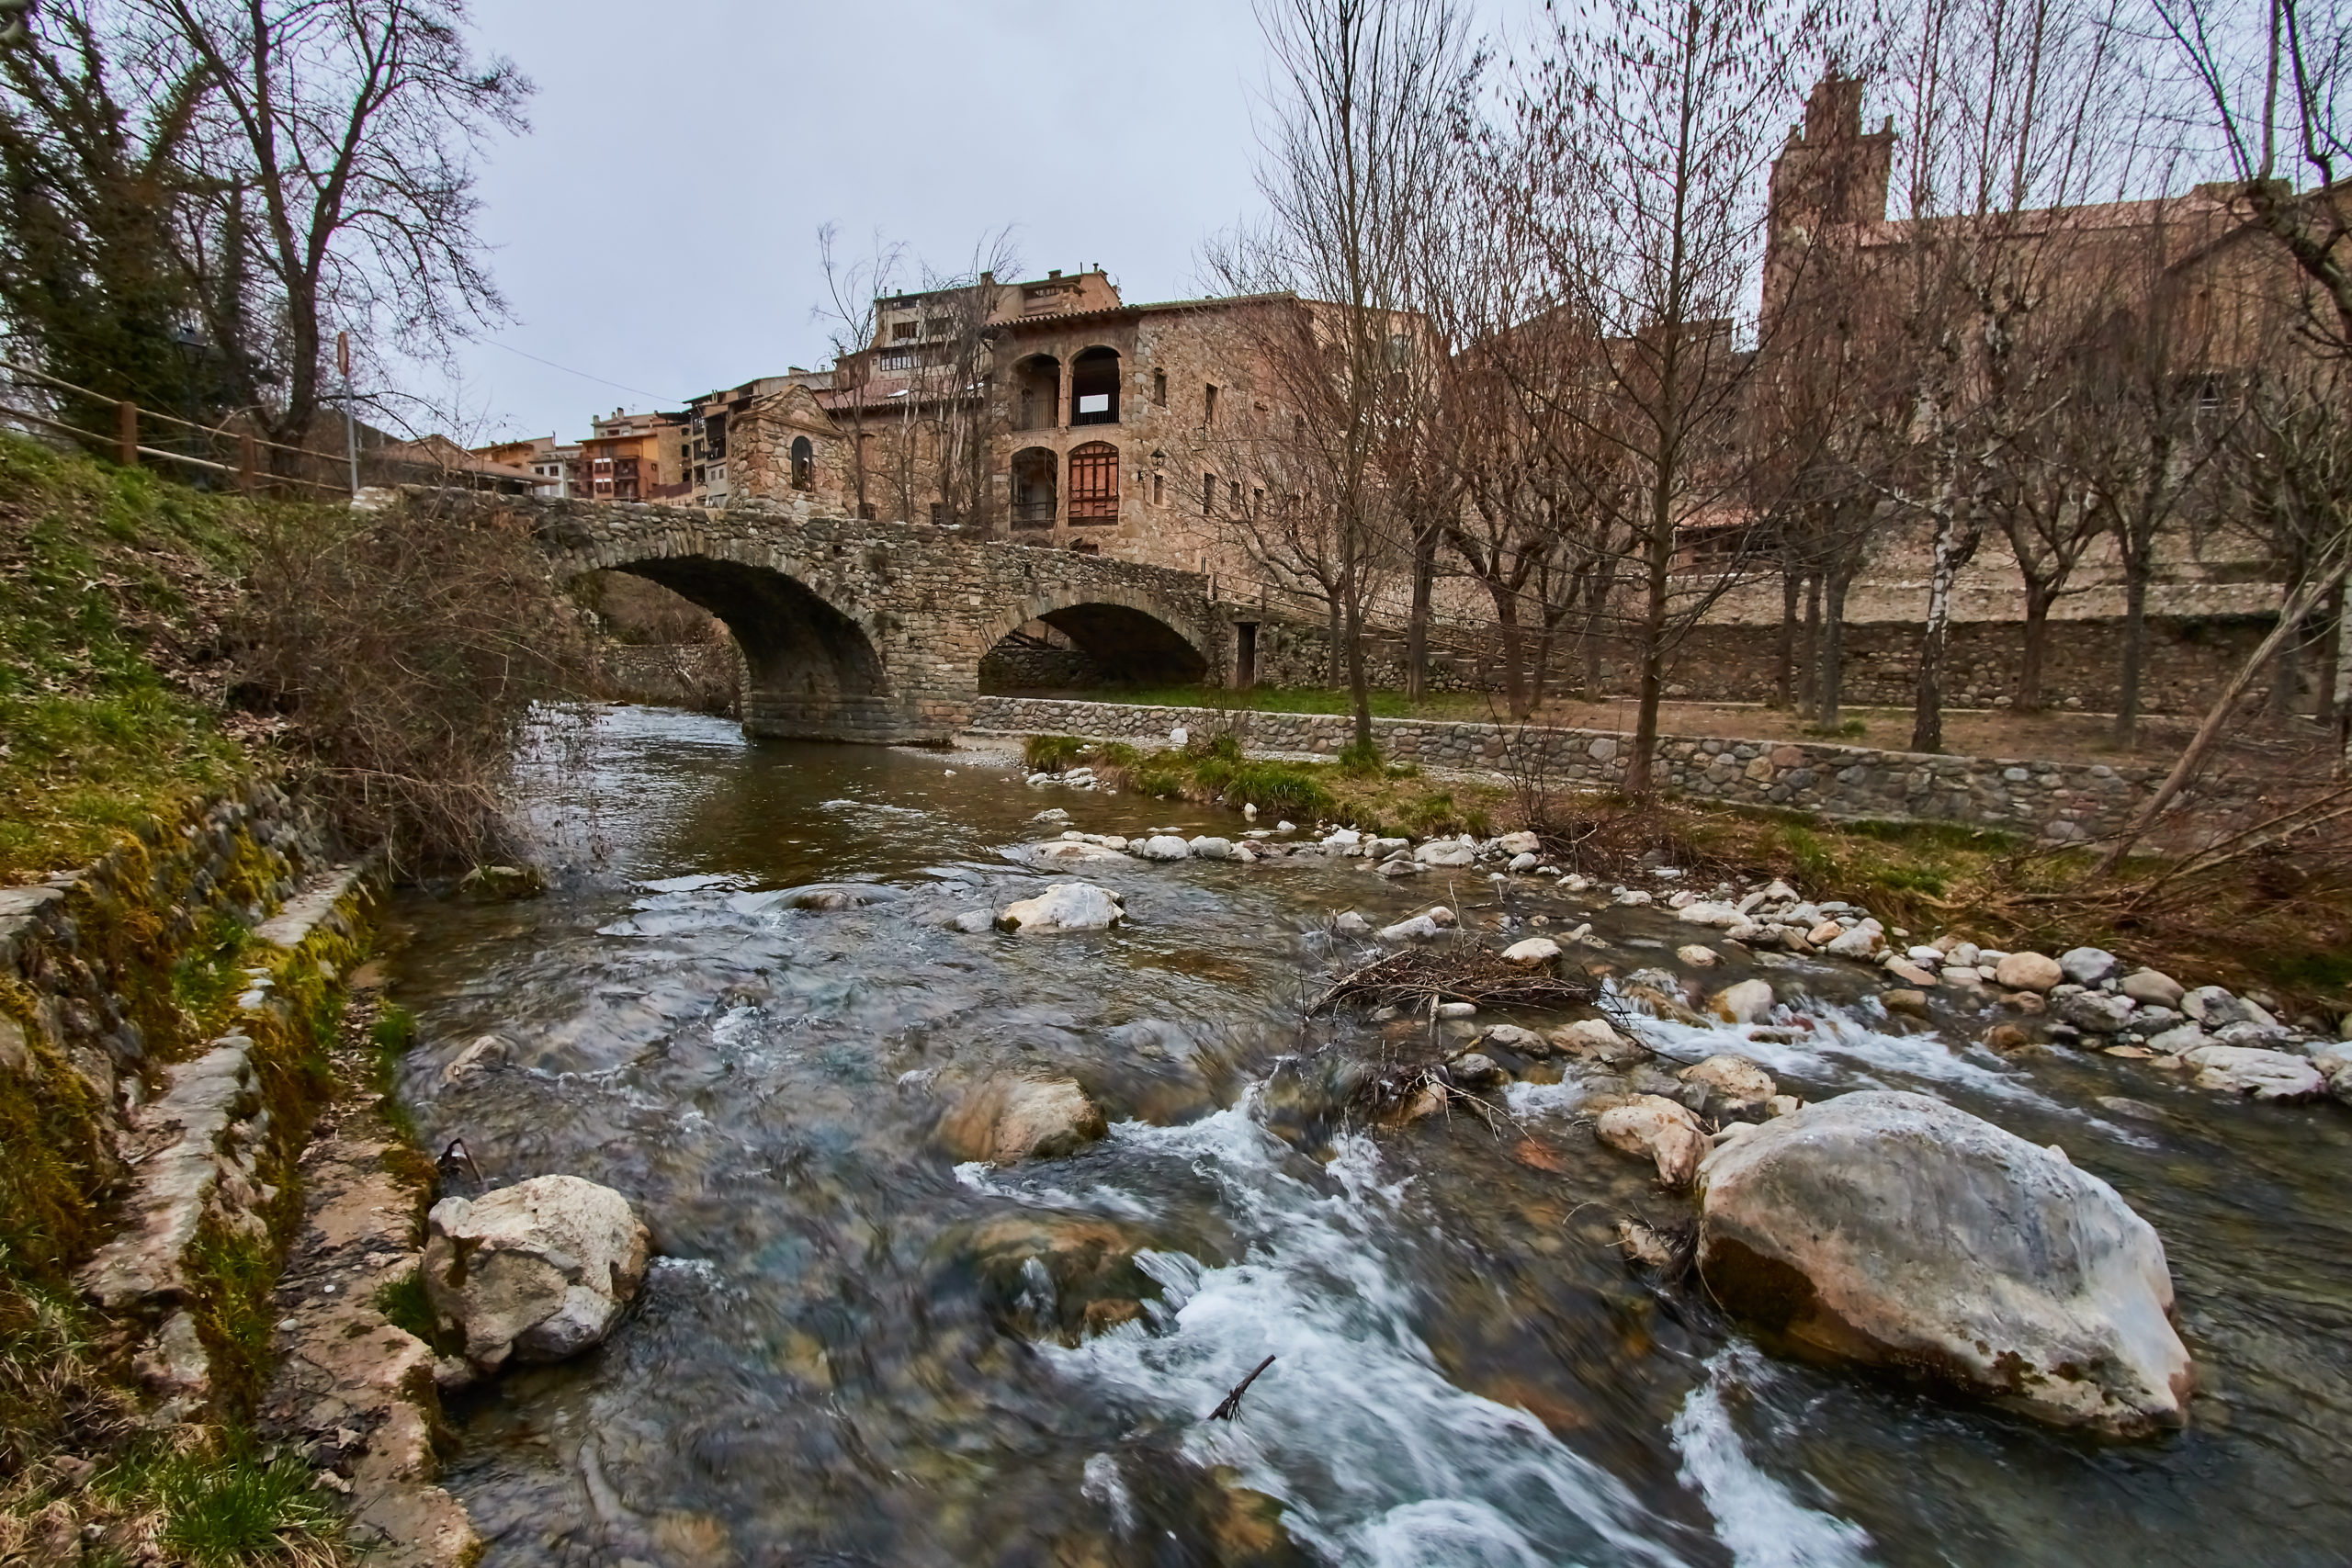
[1011,446,1057,529]
[1014,355,1061,432]
[790,435,814,491]
[1069,442,1119,525]
[1071,346,1120,425]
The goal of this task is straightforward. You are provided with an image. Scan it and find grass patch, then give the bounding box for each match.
[1023,734,1088,773]
[171,910,255,1041]
[371,1269,460,1358]
[183,1220,279,1424]
[83,1438,344,1568]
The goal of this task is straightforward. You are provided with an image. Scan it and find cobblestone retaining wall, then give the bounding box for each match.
[968,694,2212,841]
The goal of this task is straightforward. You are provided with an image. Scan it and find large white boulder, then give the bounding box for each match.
[1695,1091,2192,1436]
[1709,978,1776,1024]
[1500,936,1561,967]
[1679,1054,1776,1111]
[1413,840,1478,868]
[1995,952,2064,992]
[424,1176,651,1373]
[997,882,1125,933]
[1134,835,1192,862]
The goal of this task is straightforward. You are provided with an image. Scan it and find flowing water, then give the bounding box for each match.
[381,705,2352,1567]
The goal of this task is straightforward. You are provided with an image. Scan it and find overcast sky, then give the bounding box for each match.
[433,0,1317,445]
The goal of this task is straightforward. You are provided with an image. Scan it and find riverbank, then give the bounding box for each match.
[984,720,2352,1016]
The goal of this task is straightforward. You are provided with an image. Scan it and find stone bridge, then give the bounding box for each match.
[503,495,1228,743]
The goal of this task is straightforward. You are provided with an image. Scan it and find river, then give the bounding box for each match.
[379,705,2352,1567]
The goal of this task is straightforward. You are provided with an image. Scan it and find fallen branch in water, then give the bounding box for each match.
[1310,948,1594,1017]
[1210,1354,1278,1421]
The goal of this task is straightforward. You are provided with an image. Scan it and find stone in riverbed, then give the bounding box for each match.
[423,1175,651,1373]
[1135,835,1192,862]
[779,882,904,911]
[1501,936,1561,967]
[1496,830,1543,855]
[1679,1054,1776,1111]
[1709,979,1775,1025]
[1378,906,1457,942]
[1480,1023,1553,1057]
[1448,1052,1508,1088]
[2054,990,2135,1034]
[941,1077,1109,1163]
[2059,947,2120,987]
[997,882,1125,933]
[2180,986,2254,1026]
[1595,1095,1708,1188]
[1549,1017,1646,1065]
[2178,1045,2326,1101]
[946,909,995,934]
[1695,1090,2192,1436]
[1188,836,1236,860]
[2120,968,2186,1010]
[1995,952,2064,992]
[1413,840,1478,867]
[1677,943,1720,967]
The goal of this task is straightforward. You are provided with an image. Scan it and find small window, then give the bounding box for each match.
[790,435,814,491]
[1152,472,1164,505]
[879,349,915,371]
[1205,384,1218,425]
[1252,488,1263,515]
[1229,479,1242,513]
[1153,368,1168,405]
[858,502,876,520]
[930,502,944,525]
[892,321,919,341]
[925,317,952,339]
[1203,472,1216,514]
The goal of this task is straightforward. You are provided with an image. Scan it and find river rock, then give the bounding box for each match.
[997,883,1125,933]
[1884,958,1940,987]
[2146,1021,2205,1055]
[2178,1045,2326,1101]
[1822,922,1883,959]
[941,1077,1109,1163]
[1135,834,1192,862]
[1679,1054,1776,1110]
[1550,1017,1646,1065]
[1676,902,1744,928]
[1496,830,1542,855]
[423,1175,651,1372]
[946,909,995,934]
[1378,906,1457,942]
[2054,991,2135,1035]
[1501,936,1561,967]
[1695,1090,2192,1436]
[1709,979,1775,1025]
[1480,1023,1553,1057]
[1188,836,1235,860]
[1595,1096,1708,1188]
[781,883,904,910]
[1449,1052,1508,1088]
[2179,986,2250,1026]
[1413,840,1478,868]
[2059,947,2120,987]
[441,1034,510,1087]
[1024,840,1127,868]
[1995,952,2064,991]
[1333,911,1371,936]
[1677,943,1720,967]
[2120,968,2186,1009]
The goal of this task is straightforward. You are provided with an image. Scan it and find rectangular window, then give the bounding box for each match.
[892,321,919,341]
[925,317,952,339]
[879,349,915,371]
[1229,479,1242,513]
[1152,472,1164,505]
[1203,472,1216,514]
[1153,368,1168,405]
[1252,488,1264,515]
[1204,384,1218,425]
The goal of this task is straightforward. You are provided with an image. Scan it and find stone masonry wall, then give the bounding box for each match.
[967,694,2245,843]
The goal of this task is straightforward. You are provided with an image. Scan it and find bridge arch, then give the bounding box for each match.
[980,586,1210,692]
[598,550,899,742]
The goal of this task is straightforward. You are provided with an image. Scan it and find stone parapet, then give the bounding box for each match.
[967,695,2238,842]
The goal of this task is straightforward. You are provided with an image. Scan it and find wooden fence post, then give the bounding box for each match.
[239,433,258,493]
[117,400,138,467]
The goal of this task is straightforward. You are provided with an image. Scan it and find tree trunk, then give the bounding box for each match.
[1776,567,1800,708]
[1405,524,1435,702]
[1327,592,1345,689]
[2317,578,2345,730]
[2114,562,2150,750]
[1910,504,1973,753]
[1627,522,1673,795]
[1801,573,1822,720]
[2018,581,2052,714]
[1820,571,1851,728]
[2270,589,2314,718]
[1489,582,1530,720]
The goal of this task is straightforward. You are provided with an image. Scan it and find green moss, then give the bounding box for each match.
[171,910,255,1041]
[371,1268,460,1358]
[182,1219,279,1424]
[0,1006,111,1284]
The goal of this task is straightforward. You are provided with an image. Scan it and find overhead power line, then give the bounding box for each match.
[480,339,682,405]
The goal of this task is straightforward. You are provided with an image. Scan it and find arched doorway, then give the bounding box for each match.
[978,600,1209,693]
[1012,355,1060,432]
[1070,346,1120,425]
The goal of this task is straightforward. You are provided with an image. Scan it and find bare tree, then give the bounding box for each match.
[1218,0,1477,756]
[143,0,527,470]
[1511,0,1848,793]
[2147,0,2352,352]
[814,223,904,521]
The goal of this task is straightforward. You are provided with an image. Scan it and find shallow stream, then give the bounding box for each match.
[382,705,2352,1566]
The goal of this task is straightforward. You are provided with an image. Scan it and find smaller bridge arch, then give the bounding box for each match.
[980,586,1210,692]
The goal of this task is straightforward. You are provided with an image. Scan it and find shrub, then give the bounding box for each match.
[1336,737,1384,779]
[1023,734,1088,773]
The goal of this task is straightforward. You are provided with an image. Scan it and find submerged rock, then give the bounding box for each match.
[1679,1054,1776,1111]
[941,1077,1109,1163]
[997,882,1125,933]
[1695,1090,2192,1436]
[779,883,904,911]
[423,1175,651,1373]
